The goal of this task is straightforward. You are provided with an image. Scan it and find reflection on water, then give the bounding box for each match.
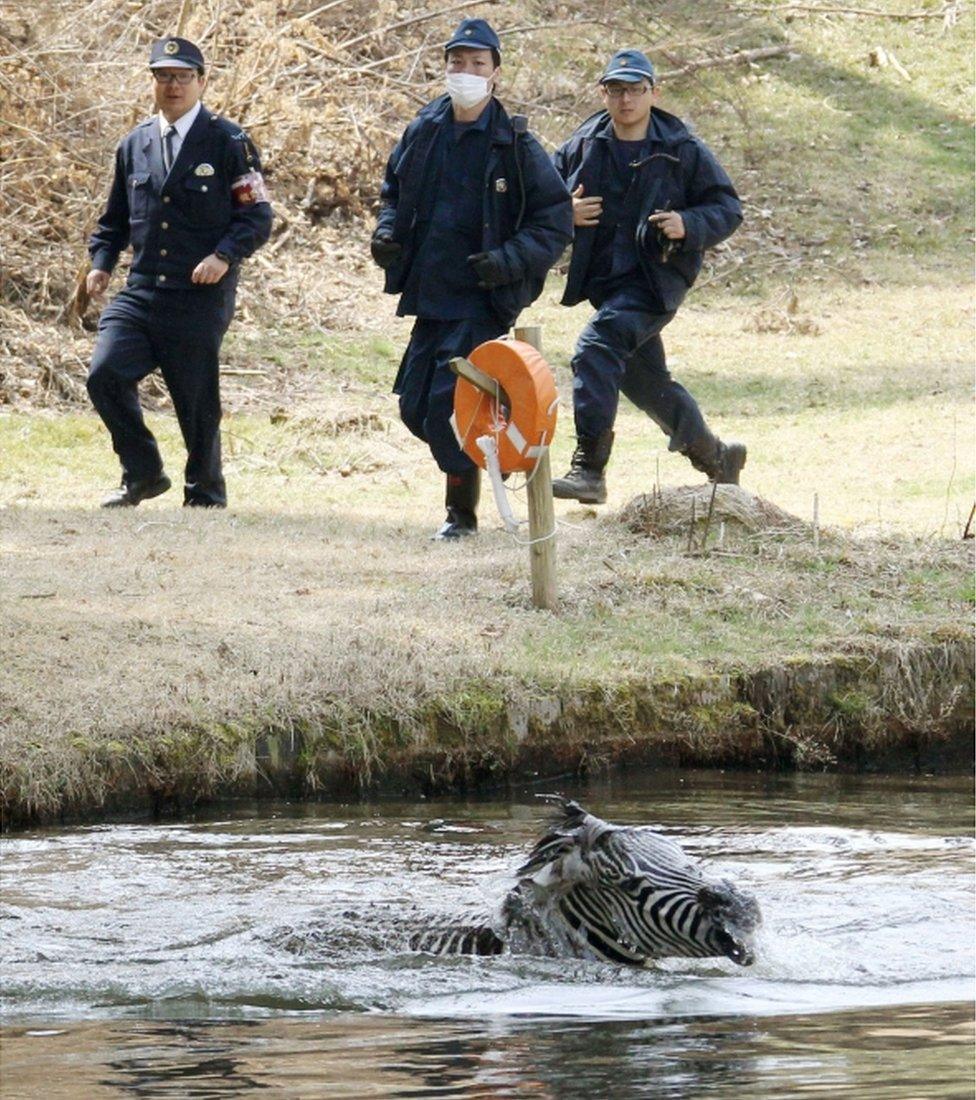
[0,770,973,1099]
[1,1003,972,1099]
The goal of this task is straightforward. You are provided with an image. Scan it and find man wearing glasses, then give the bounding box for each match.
[551,48,745,504]
[85,36,272,508]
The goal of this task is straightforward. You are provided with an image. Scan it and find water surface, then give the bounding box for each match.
[1,770,973,1098]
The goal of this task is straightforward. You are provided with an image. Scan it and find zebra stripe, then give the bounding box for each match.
[561,881,714,963]
[409,924,504,956]
[521,812,751,963]
[403,798,760,968]
[559,896,644,966]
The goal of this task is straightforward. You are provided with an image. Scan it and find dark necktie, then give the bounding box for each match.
[162,125,176,174]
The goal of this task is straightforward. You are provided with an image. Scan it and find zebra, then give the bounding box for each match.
[411,795,761,967]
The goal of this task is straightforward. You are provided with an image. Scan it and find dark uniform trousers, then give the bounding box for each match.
[571,291,708,456]
[395,317,504,474]
[391,114,504,476]
[88,282,234,506]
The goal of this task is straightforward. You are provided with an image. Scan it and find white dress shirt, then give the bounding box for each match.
[158,100,202,166]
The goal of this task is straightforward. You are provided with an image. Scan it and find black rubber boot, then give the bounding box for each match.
[713,441,747,485]
[684,434,747,486]
[551,430,614,504]
[431,469,480,540]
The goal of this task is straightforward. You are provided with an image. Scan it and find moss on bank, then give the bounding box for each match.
[3,635,971,829]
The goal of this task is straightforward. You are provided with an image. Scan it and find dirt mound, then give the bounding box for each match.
[620,483,809,540]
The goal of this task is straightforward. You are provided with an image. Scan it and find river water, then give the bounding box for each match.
[1,770,973,1098]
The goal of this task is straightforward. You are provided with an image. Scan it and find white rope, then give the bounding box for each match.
[507,525,556,547]
[476,434,520,534]
[472,422,588,546]
[510,513,606,544]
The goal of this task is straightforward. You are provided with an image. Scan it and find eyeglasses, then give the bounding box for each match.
[151,70,198,85]
[603,83,651,99]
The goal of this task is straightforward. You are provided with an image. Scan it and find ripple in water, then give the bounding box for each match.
[1,774,972,1024]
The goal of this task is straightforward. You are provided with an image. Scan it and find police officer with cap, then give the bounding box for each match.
[551,48,746,504]
[86,36,272,508]
[371,17,572,539]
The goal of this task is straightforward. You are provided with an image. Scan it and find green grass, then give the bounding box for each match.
[3,281,972,534]
[224,329,402,390]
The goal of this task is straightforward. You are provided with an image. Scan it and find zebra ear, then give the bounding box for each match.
[517,832,597,888]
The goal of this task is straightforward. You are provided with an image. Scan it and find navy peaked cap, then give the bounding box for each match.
[149,36,205,70]
[444,18,501,55]
[600,48,655,84]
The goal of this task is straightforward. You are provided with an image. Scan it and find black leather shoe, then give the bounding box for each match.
[101,473,171,508]
[184,498,227,509]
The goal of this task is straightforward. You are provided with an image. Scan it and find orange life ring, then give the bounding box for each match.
[451,339,559,474]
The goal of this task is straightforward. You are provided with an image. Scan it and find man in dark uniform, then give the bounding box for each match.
[86,36,272,508]
[551,48,746,505]
[371,18,572,539]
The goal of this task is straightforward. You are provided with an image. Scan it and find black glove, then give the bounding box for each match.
[467,251,508,289]
[370,233,402,270]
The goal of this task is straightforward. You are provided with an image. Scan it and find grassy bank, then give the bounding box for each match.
[2,1,973,824]
[2,281,973,824]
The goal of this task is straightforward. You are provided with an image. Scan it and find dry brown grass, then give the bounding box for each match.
[0,0,625,403]
[2,456,971,820]
[1,3,973,820]
[12,0,971,406]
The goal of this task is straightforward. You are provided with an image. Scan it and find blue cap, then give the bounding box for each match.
[444,18,501,56]
[600,48,655,84]
[149,36,205,71]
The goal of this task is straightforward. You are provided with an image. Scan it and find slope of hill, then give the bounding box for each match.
[1,0,972,404]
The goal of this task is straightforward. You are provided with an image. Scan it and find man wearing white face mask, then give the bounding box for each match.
[372,18,572,540]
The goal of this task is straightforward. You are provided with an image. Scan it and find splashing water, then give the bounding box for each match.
[1,771,972,1098]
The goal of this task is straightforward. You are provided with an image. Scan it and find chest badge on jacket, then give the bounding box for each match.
[194,163,215,176]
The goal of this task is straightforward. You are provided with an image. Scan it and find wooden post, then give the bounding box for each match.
[514,325,558,611]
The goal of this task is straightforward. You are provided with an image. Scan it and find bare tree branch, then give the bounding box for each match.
[338,0,492,51]
[659,43,792,80]
[726,2,959,18]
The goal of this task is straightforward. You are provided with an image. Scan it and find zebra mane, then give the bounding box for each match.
[535,793,590,830]
[515,795,617,885]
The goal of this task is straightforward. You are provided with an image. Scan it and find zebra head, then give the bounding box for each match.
[507,796,762,967]
[696,881,762,966]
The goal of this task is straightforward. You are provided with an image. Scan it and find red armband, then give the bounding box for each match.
[231,171,270,206]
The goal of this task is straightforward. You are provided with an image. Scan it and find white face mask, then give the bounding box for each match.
[445,71,492,109]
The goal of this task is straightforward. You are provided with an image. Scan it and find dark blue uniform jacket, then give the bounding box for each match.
[554,108,742,311]
[376,95,572,327]
[89,108,273,291]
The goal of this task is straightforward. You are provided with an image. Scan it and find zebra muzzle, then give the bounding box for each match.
[715,928,755,966]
